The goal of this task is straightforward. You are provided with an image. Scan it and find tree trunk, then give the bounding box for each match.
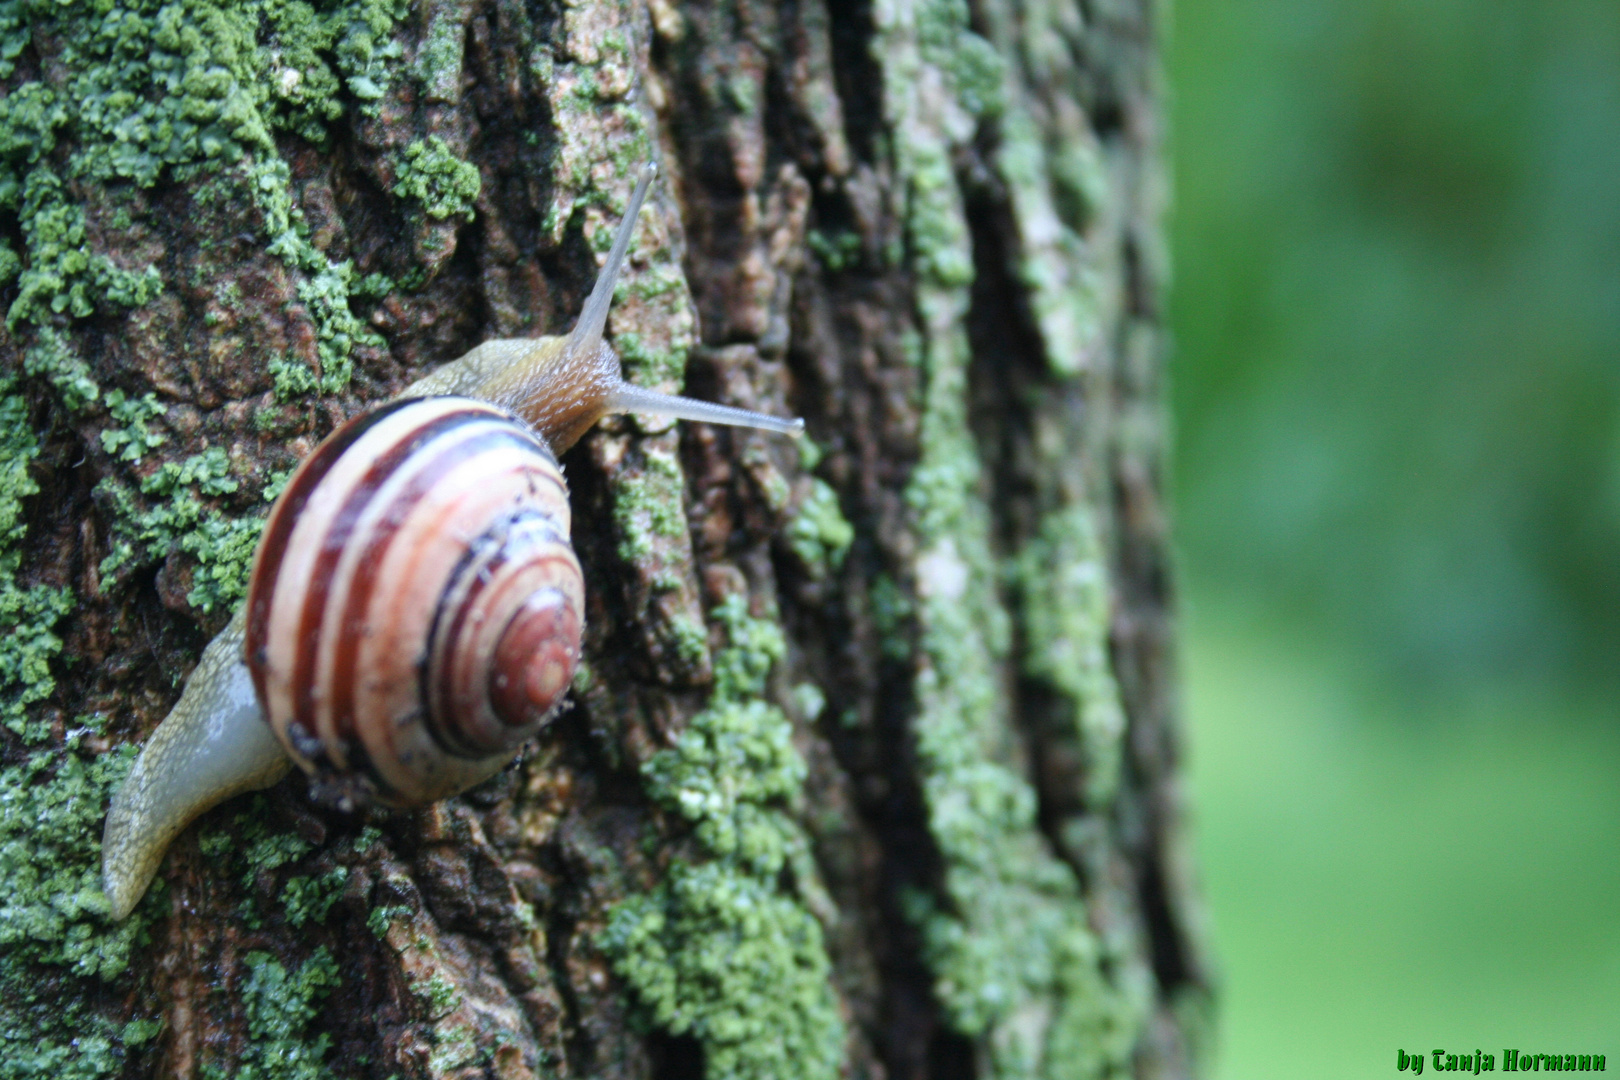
[0,0,1209,1077]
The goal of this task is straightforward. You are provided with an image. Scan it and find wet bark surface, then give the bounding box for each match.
[0,0,1210,1077]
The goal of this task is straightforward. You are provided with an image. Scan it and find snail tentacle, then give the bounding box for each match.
[605,382,805,437]
[402,161,798,450]
[561,161,657,369]
[102,610,292,920]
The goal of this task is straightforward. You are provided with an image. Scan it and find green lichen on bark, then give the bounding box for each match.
[977,0,1117,377]
[0,0,414,1070]
[197,948,342,1080]
[0,0,409,610]
[7,169,161,330]
[786,479,854,579]
[96,445,265,612]
[393,135,480,221]
[187,807,364,1073]
[1013,506,1126,809]
[873,0,1145,1075]
[613,441,689,564]
[0,385,72,743]
[98,389,167,463]
[601,595,845,1080]
[0,388,133,1080]
[0,742,159,1080]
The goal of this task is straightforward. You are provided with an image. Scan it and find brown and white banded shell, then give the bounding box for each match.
[244,396,584,806]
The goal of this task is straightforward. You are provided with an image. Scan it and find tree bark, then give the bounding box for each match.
[0,0,1210,1077]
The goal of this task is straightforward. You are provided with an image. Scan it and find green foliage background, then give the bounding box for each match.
[1168,1,1620,1076]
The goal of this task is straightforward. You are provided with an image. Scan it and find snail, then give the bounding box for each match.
[101,163,802,921]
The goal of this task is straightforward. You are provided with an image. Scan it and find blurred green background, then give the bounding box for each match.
[1166,0,1620,1075]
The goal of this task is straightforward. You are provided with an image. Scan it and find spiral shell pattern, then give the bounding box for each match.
[244,397,584,806]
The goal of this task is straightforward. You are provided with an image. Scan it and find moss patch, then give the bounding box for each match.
[7,169,161,329]
[786,478,854,578]
[0,0,410,636]
[875,3,1145,1076]
[98,389,167,464]
[0,0,407,367]
[0,382,143,1077]
[0,743,158,1080]
[393,135,480,221]
[0,745,144,976]
[280,866,350,927]
[197,948,342,1080]
[611,443,688,563]
[601,596,845,1080]
[1013,506,1126,810]
[96,446,264,613]
[0,386,72,743]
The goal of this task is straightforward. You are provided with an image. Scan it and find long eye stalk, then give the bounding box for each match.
[561,161,659,369]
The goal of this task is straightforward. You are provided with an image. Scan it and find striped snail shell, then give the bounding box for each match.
[245,397,584,809]
[100,162,803,920]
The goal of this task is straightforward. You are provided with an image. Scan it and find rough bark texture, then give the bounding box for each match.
[0,0,1210,1077]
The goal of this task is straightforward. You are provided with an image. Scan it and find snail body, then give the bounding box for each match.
[102,164,801,920]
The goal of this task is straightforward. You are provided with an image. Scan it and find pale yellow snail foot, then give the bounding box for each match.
[101,611,292,920]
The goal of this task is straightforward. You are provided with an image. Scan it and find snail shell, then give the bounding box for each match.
[101,162,802,920]
[245,397,583,808]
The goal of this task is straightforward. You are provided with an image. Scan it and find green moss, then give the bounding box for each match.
[0,1001,133,1080]
[237,814,315,882]
[179,503,266,613]
[0,387,73,742]
[0,578,72,742]
[0,745,145,976]
[365,903,410,938]
[875,3,1145,1075]
[413,971,461,1017]
[197,948,341,1080]
[806,228,861,273]
[611,444,687,563]
[613,330,687,387]
[907,146,975,288]
[601,596,844,1080]
[0,744,162,1080]
[994,108,1107,379]
[1013,507,1126,809]
[197,810,351,1075]
[0,0,412,1068]
[280,866,350,927]
[268,356,320,401]
[96,446,265,612]
[425,1023,478,1074]
[610,259,685,299]
[23,326,99,412]
[196,798,323,935]
[664,612,710,670]
[98,389,167,464]
[411,2,464,103]
[789,681,825,723]
[0,0,405,412]
[393,136,480,221]
[8,169,161,328]
[602,862,842,1080]
[786,478,854,577]
[644,696,806,876]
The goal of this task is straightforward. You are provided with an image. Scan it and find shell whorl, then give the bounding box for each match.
[244,396,583,807]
